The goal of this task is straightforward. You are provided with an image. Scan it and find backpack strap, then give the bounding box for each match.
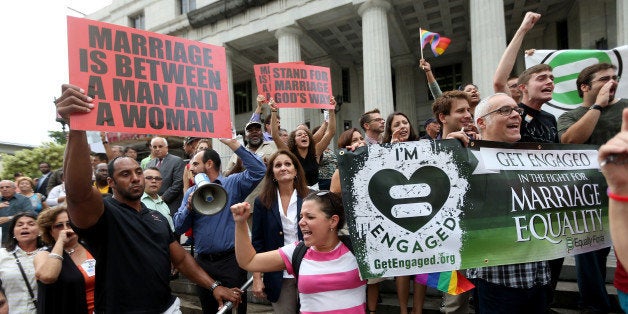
[291,241,309,283]
[338,234,353,252]
[291,236,354,282]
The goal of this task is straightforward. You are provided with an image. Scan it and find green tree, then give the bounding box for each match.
[48,130,68,145]
[1,143,65,180]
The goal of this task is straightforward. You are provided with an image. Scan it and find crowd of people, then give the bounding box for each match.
[1,10,628,314]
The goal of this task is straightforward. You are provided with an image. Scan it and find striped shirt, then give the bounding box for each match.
[279,241,366,313]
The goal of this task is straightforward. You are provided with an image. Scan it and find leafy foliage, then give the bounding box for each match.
[1,143,65,180]
[48,130,68,145]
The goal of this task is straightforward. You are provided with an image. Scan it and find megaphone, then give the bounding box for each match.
[192,173,228,215]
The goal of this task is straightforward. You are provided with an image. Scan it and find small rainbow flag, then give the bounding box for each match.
[419,29,451,57]
[414,270,475,295]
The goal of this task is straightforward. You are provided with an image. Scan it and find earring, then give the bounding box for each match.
[272,177,277,182]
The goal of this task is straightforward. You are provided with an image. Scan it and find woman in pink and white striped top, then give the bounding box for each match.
[231,191,366,313]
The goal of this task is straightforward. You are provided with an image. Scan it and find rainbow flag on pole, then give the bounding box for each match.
[419,29,451,57]
[414,270,475,295]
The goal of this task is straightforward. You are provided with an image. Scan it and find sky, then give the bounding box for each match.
[0,0,112,146]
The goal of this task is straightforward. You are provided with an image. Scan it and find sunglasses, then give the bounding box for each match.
[145,176,163,181]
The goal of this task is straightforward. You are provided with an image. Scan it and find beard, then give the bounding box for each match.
[248,136,263,148]
[115,188,143,201]
[110,178,143,201]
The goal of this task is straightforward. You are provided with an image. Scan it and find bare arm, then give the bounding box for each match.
[315,98,337,159]
[231,202,286,273]
[269,100,289,151]
[603,109,628,266]
[493,12,540,94]
[420,59,442,98]
[330,169,341,194]
[560,81,614,144]
[170,241,242,308]
[56,84,104,228]
[101,132,115,161]
[313,120,327,143]
[34,236,67,284]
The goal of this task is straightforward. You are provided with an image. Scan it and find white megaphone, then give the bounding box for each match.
[192,173,228,215]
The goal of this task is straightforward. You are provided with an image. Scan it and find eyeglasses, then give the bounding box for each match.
[367,118,384,123]
[480,105,524,119]
[592,75,620,83]
[53,222,72,230]
[145,176,163,181]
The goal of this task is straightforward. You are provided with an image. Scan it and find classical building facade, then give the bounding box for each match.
[88,0,628,158]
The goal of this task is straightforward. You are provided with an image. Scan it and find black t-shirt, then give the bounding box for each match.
[74,197,175,313]
[518,103,559,143]
[37,249,88,314]
[297,151,319,186]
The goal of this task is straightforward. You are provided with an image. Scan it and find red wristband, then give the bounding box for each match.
[608,188,628,202]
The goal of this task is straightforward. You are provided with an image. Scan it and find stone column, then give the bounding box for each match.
[392,55,418,126]
[358,0,394,119]
[618,0,628,45]
[275,26,303,133]
[470,0,506,97]
[214,47,235,165]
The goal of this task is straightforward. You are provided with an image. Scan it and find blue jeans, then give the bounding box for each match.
[618,289,628,313]
[473,278,548,314]
[575,247,611,312]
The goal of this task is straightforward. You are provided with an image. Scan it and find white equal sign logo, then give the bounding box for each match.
[389,183,431,218]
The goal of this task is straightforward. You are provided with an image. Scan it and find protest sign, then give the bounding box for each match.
[253,61,305,104]
[66,16,232,138]
[524,45,628,119]
[253,62,333,109]
[254,64,272,102]
[338,140,609,279]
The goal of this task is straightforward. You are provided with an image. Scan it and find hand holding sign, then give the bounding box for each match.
[256,94,267,105]
[55,84,95,123]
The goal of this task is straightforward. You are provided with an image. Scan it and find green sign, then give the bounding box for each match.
[338,140,609,279]
[524,46,627,116]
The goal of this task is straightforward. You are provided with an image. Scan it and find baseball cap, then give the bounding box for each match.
[245,121,263,131]
[424,117,437,128]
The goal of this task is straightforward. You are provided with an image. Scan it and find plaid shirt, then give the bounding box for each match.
[466,261,551,289]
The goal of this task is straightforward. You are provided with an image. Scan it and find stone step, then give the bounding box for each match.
[172,276,623,313]
[172,250,622,313]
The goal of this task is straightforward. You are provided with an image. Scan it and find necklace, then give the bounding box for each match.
[64,244,79,255]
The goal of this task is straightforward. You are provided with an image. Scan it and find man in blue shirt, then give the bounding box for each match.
[174,138,266,313]
[0,180,34,246]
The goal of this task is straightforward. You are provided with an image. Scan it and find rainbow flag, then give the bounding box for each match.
[419,29,451,57]
[414,270,475,295]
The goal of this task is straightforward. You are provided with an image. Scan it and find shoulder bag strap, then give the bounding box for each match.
[12,252,37,308]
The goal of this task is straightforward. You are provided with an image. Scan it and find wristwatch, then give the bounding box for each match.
[589,104,603,111]
[210,280,222,292]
